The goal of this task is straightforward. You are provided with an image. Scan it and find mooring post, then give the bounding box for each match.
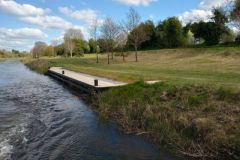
[94,79,98,86]
[62,70,65,75]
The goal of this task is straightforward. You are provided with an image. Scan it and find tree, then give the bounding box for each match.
[100,17,120,64]
[43,46,54,57]
[89,39,99,53]
[90,18,100,63]
[51,39,61,57]
[213,7,228,27]
[162,17,184,48]
[74,39,90,56]
[116,31,128,61]
[191,21,221,45]
[155,21,166,48]
[54,44,65,56]
[126,8,149,62]
[212,7,229,40]
[32,41,47,59]
[190,8,229,46]
[231,0,240,30]
[128,23,150,62]
[139,20,158,49]
[64,28,84,58]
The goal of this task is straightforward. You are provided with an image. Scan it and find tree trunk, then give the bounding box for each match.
[135,46,138,62]
[122,52,125,62]
[108,52,110,64]
[111,52,113,60]
[96,52,99,63]
[70,49,73,58]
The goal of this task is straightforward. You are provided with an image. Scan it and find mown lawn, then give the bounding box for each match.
[45,47,240,89]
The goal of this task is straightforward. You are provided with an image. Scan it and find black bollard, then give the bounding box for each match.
[94,79,98,86]
[62,70,65,75]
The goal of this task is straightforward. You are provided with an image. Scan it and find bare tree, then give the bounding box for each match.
[51,39,61,57]
[100,17,120,64]
[64,28,83,58]
[230,0,240,31]
[90,18,100,63]
[116,31,128,62]
[32,41,47,59]
[126,8,141,32]
[125,8,149,62]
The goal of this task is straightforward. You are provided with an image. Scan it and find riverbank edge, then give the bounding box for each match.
[0,59,6,62]
[24,59,240,160]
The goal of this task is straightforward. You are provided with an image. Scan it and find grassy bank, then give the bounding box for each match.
[23,58,50,74]
[24,47,240,159]
[0,59,5,62]
[97,82,240,160]
[26,47,240,89]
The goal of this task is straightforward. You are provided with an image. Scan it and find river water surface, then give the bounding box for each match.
[0,60,175,160]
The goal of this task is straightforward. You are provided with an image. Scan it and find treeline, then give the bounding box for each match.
[0,49,29,58]
[32,0,240,62]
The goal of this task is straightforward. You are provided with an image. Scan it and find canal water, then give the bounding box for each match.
[0,60,175,160]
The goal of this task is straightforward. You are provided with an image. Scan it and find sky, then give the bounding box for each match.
[0,0,228,51]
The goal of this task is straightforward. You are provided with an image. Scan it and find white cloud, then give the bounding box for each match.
[20,15,74,30]
[178,0,229,25]
[199,0,228,9]
[113,0,157,6]
[0,0,87,33]
[178,9,213,25]
[0,0,49,17]
[0,28,47,51]
[59,7,98,24]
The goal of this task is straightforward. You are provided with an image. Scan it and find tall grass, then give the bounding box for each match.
[24,59,50,74]
[97,82,240,160]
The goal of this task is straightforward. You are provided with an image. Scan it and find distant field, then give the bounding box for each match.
[45,47,240,89]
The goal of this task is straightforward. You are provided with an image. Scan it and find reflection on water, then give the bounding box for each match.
[0,60,175,160]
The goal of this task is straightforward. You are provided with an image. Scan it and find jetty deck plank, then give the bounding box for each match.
[49,67,127,88]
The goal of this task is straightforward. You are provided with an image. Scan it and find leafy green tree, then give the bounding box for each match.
[190,8,229,46]
[162,17,184,48]
[140,20,157,49]
[212,8,228,27]
[74,39,90,56]
[43,46,54,57]
[191,22,221,45]
[88,38,99,53]
[54,44,65,56]
[12,49,20,55]
[155,21,166,48]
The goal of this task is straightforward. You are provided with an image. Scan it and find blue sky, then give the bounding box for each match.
[0,0,227,51]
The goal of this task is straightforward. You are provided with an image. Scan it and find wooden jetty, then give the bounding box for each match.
[48,67,127,94]
[48,67,161,94]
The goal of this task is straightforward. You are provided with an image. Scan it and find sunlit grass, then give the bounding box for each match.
[44,47,240,89]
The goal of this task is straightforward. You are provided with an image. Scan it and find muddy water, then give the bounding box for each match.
[0,60,175,160]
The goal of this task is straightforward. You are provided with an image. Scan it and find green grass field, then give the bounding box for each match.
[44,47,240,89]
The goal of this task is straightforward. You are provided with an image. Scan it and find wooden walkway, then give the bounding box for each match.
[48,67,160,94]
[48,67,127,93]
